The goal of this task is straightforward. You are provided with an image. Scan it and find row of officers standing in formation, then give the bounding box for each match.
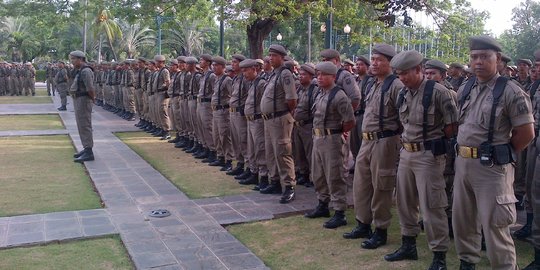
[51,34,540,270]
[0,62,36,96]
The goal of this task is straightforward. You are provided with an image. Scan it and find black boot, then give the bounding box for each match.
[194,148,209,159]
[260,181,282,194]
[523,247,540,270]
[127,113,136,121]
[304,180,314,187]
[253,176,268,191]
[174,137,188,148]
[193,146,206,157]
[168,134,180,143]
[384,235,418,261]
[202,151,217,163]
[304,200,330,218]
[186,142,200,153]
[74,148,94,163]
[152,129,164,137]
[239,173,258,185]
[135,119,143,127]
[516,194,525,211]
[235,170,252,180]
[296,173,307,185]
[57,106,66,111]
[361,228,387,249]
[428,251,447,270]
[181,139,194,150]
[279,185,295,204]
[220,160,233,171]
[459,260,475,270]
[323,210,347,229]
[514,213,533,239]
[226,162,244,176]
[160,131,171,140]
[209,157,225,167]
[343,220,372,239]
[73,149,86,158]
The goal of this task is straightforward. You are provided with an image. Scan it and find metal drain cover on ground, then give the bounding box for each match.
[149,209,171,218]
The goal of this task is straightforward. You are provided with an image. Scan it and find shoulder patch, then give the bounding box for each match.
[345,78,352,85]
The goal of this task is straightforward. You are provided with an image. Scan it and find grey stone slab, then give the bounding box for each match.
[194,198,224,206]
[45,228,83,241]
[105,206,140,216]
[220,195,249,203]
[131,252,178,269]
[116,222,151,232]
[44,211,77,221]
[209,241,252,257]
[181,222,225,235]
[9,214,43,224]
[198,231,238,245]
[77,209,108,217]
[126,239,169,254]
[163,234,204,250]
[6,232,45,246]
[209,211,246,225]
[128,190,155,198]
[0,217,9,225]
[154,225,191,239]
[174,206,204,217]
[200,204,234,214]
[81,216,113,227]
[220,253,266,270]
[170,246,214,262]
[121,228,160,243]
[45,219,79,232]
[235,208,273,222]
[151,264,184,270]
[110,213,145,225]
[160,194,189,202]
[82,224,117,236]
[134,196,163,205]
[228,201,259,211]
[177,258,227,270]
[256,203,296,215]
[8,221,43,235]
[178,213,216,225]
[151,218,184,228]
[104,198,135,208]
[154,188,184,196]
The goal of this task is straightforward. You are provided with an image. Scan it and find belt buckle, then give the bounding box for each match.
[403,143,412,152]
[325,129,331,135]
[314,129,321,136]
[412,143,419,152]
[368,132,375,140]
[212,106,216,111]
[262,114,268,120]
[471,147,478,159]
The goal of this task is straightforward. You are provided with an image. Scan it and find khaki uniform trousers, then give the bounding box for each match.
[11,78,19,96]
[0,77,6,95]
[17,78,23,95]
[24,78,34,95]
[452,157,517,269]
[149,94,157,124]
[57,82,68,107]
[123,86,136,113]
[114,85,122,109]
[247,118,267,176]
[524,142,538,213]
[142,92,149,120]
[157,92,170,131]
[515,149,528,198]
[73,95,94,149]
[230,112,248,164]
[168,98,177,132]
[188,100,199,140]
[353,135,400,229]
[312,133,348,211]
[171,97,182,134]
[135,88,143,116]
[531,138,540,249]
[212,109,233,160]
[349,113,364,159]
[46,78,52,95]
[396,150,449,251]
[264,113,296,187]
[181,100,191,136]
[196,102,212,148]
[293,123,313,175]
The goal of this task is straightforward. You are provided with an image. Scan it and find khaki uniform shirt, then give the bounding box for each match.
[230,74,249,108]
[167,71,178,96]
[336,68,361,106]
[198,70,216,99]
[294,83,319,122]
[449,76,465,91]
[126,69,134,87]
[260,65,297,114]
[399,78,458,142]
[312,85,355,130]
[69,65,95,94]
[457,74,534,147]
[362,74,405,132]
[211,74,232,106]
[54,68,68,85]
[244,75,267,116]
[188,72,202,97]
[153,68,170,93]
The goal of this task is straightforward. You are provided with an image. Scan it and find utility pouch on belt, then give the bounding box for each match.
[492,144,515,165]
[430,138,447,156]
[479,142,494,167]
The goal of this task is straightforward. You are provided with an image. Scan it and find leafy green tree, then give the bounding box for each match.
[92,9,122,61]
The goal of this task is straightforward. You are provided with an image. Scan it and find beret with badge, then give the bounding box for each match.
[390,50,423,70]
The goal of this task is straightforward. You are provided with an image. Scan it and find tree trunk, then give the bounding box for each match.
[108,37,117,61]
[246,18,276,59]
[98,35,103,63]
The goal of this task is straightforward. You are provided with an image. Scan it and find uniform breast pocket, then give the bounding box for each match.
[480,103,503,130]
[458,100,470,123]
[426,106,436,126]
[398,103,409,124]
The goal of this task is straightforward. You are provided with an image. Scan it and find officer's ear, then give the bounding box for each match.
[495,52,502,65]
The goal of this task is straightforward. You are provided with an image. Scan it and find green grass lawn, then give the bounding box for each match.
[0,236,134,270]
[228,210,533,270]
[0,114,64,131]
[116,131,253,198]
[0,135,101,216]
[0,93,52,104]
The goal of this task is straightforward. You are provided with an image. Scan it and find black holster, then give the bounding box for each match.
[428,138,447,156]
[492,144,516,165]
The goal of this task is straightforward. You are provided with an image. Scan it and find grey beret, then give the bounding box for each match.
[320,49,340,59]
[212,56,226,66]
[239,59,258,68]
[501,54,512,63]
[154,55,166,62]
[137,57,147,63]
[390,50,423,70]
[255,59,264,65]
[284,61,295,70]
[177,56,186,63]
[517,59,532,66]
[199,54,213,62]
[300,63,316,76]
[425,59,448,72]
[535,50,540,61]
[449,63,464,69]
[225,65,233,72]
[263,56,271,62]
[185,57,198,64]
[469,35,502,52]
[232,54,246,62]
[170,59,179,65]
[356,55,371,66]
[268,44,288,56]
[343,59,355,66]
[69,50,86,58]
[316,61,338,75]
[372,44,396,58]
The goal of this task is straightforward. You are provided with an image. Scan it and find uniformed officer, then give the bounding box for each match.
[447,63,465,91]
[209,56,234,170]
[498,54,513,78]
[69,50,96,163]
[453,35,534,270]
[165,59,180,141]
[54,61,69,111]
[304,61,355,228]
[238,59,268,187]
[196,54,216,161]
[344,44,403,249]
[259,44,298,204]
[124,60,136,121]
[24,62,35,96]
[261,56,273,81]
[425,59,455,91]
[350,55,373,160]
[515,58,533,90]
[383,50,457,269]
[293,63,318,187]
[172,56,188,148]
[185,57,203,150]
[153,55,171,140]
[134,57,148,127]
[343,59,355,74]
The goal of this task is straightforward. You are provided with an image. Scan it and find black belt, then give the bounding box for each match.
[198,97,211,103]
[188,96,197,100]
[74,92,89,98]
[362,130,399,140]
[294,119,313,126]
[230,106,244,113]
[354,110,365,116]
[262,110,289,120]
[212,104,230,111]
[57,81,67,84]
[172,93,180,97]
[246,114,262,121]
[313,128,342,136]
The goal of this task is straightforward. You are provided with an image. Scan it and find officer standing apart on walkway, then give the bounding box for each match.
[69,50,96,163]
[54,61,69,111]
[383,50,458,270]
[453,35,534,270]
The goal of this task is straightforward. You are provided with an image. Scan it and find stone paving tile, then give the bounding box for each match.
[197,231,238,245]
[200,204,235,214]
[163,234,205,251]
[44,211,78,220]
[150,218,184,228]
[77,209,108,217]
[209,211,247,225]
[9,214,43,224]
[131,251,178,269]
[45,229,84,241]
[8,221,43,235]
[220,253,266,270]
[126,239,170,254]
[193,197,224,206]
[151,264,184,270]
[177,257,227,270]
[80,216,113,227]
[6,232,45,246]
[0,130,69,137]
[45,219,79,232]
[169,246,214,263]
[82,224,117,237]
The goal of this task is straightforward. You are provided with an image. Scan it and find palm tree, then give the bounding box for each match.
[163,21,206,56]
[1,17,28,61]
[92,9,122,62]
[119,22,155,59]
